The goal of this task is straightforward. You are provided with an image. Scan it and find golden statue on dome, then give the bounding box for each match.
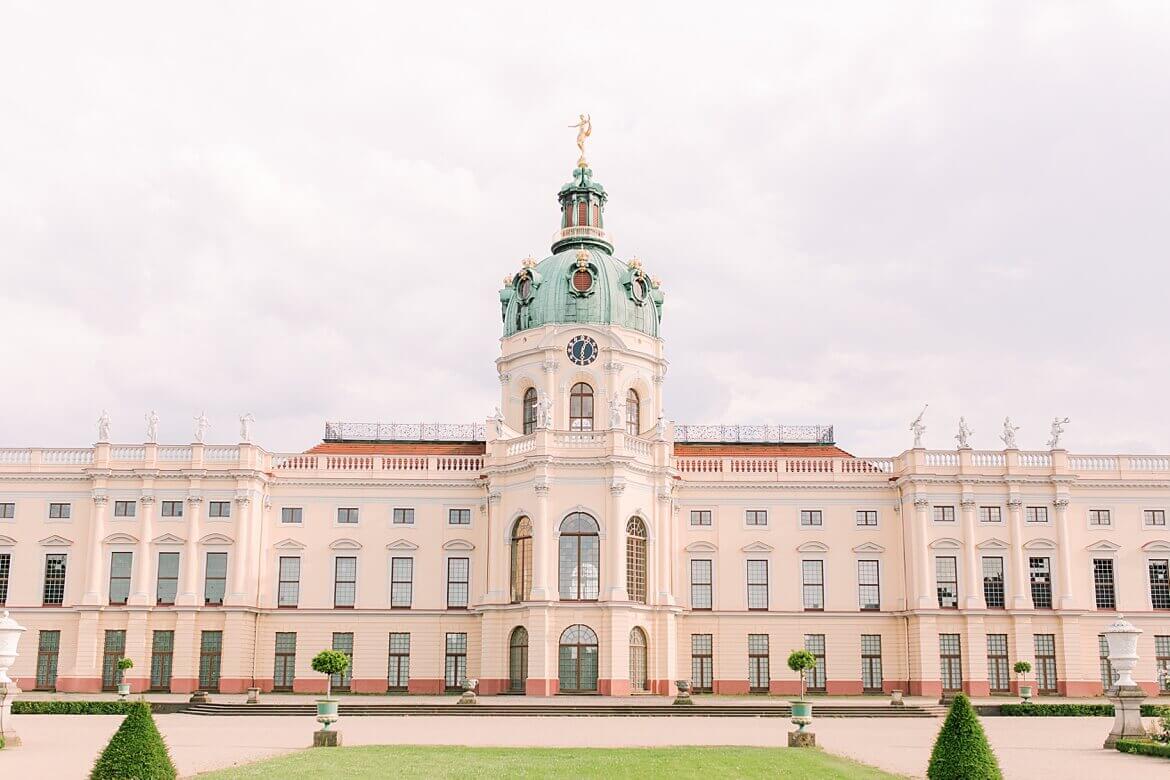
[569,114,592,168]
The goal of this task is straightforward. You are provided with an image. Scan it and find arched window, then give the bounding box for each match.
[508,626,529,693]
[559,624,599,693]
[522,388,538,435]
[558,512,599,600]
[569,383,594,431]
[626,517,647,604]
[629,627,648,692]
[510,517,533,603]
[625,389,640,436]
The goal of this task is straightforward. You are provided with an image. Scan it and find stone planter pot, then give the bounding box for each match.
[316,699,340,719]
[1019,685,1033,703]
[790,700,813,720]
[116,682,131,699]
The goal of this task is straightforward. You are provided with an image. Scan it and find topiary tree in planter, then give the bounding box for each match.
[787,649,817,701]
[90,701,177,779]
[1013,661,1033,702]
[311,650,349,701]
[116,657,134,699]
[927,693,1002,780]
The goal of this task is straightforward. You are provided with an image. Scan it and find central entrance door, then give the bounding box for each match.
[508,626,529,693]
[558,624,598,693]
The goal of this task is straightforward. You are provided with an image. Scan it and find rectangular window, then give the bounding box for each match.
[337,507,359,524]
[281,507,302,524]
[204,552,227,605]
[745,509,768,526]
[1150,559,1170,609]
[802,560,825,610]
[36,630,60,690]
[393,508,415,525]
[447,557,470,608]
[388,633,410,691]
[1099,634,1117,691]
[933,506,955,523]
[0,502,14,519]
[391,557,413,608]
[448,508,471,525]
[1029,557,1053,608]
[979,506,1002,523]
[691,634,713,693]
[156,552,179,605]
[102,629,127,690]
[936,556,958,608]
[861,634,883,692]
[49,502,71,519]
[690,510,712,526]
[208,501,231,518]
[161,501,183,517]
[273,632,296,691]
[1146,510,1167,527]
[858,559,880,610]
[856,510,878,527]
[108,551,132,605]
[1156,636,1170,694]
[444,632,467,690]
[746,560,768,610]
[1089,509,1111,527]
[199,631,222,691]
[987,634,1010,692]
[982,557,1005,608]
[1093,558,1116,610]
[150,630,174,691]
[1035,634,1057,693]
[43,553,67,605]
[1026,506,1048,524]
[0,552,10,604]
[939,634,962,692]
[800,510,822,527]
[748,634,770,693]
[690,559,712,609]
[804,634,826,692]
[114,500,136,517]
[334,557,357,608]
[278,556,301,607]
[332,632,354,691]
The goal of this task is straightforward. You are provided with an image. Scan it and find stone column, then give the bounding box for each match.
[130,494,155,605]
[914,497,933,608]
[229,494,251,604]
[83,493,110,605]
[532,478,550,599]
[1007,496,1027,609]
[656,486,674,604]
[961,496,980,609]
[178,495,203,606]
[1053,497,1073,609]
[608,479,628,601]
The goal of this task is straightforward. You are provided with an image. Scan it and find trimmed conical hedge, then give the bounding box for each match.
[927,693,1002,780]
[90,701,177,779]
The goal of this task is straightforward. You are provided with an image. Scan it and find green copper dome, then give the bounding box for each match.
[499,167,664,338]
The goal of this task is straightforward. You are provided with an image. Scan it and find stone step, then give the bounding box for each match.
[184,702,940,718]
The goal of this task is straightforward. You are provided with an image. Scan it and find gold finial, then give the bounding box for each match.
[627,256,643,272]
[575,248,590,268]
[522,255,538,270]
[650,275,662,289]
[504,274,515,287]
[569,114,592,169]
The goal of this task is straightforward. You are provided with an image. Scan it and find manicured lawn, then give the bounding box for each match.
[198,745,898,779]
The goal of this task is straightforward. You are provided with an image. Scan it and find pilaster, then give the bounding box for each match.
[177,495,203,606]
[83,492,109,605]
[129,493,155,605]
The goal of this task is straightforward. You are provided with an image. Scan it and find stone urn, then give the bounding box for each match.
[116,682,131,700]
[673,679,694,705]
[1102,614,1148,748]
[316,698,340,724]
[458,677,479,705]
[788,700,815,747]
[0,610,26,685]
[1018,684,1033,703]
[889,690,904,707]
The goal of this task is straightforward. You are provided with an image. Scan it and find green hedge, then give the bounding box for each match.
[90,701,177,779]
[13,701,139,715]
[999,703,1170,717]
[928,693,1002,779]
[1115,739,1170,758]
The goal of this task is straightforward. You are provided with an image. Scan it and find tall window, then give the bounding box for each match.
[629,627,648,692]
[447,557,470,608]
[337,507,359,524]
[1035,634,1057,693]
[933,506,956,523]
[691,634,713,693]
[150,630,174,692]
[802,560,824,610]
[0,552,10,604]
[35,630,60,690]
[273,632,296,691]
[445,633,468,690]
[1029,557,1053,608]
[746,510,768,526]
[982,557,1005,608]
[391,557,413,608]
[199,631,223,691]
[1156,636,1170,694]
[1093,558,1116,610]
[800,510,822,527]
[278,556,301,607]
[510,517,533,603]
[1026,506,1049,524]
[936,557,958,608]
[1150,559,1170,609]
[43,553,67,605]
[509,627,529,693]
[858,560,880,610]
[558,512,599,600]
[691,559,712,609]
[1099,634,1116,691]
[747,560,768,610]
[626,517,647,604]
[334,557,357,608]
[1089,509,1111,527]
[987,634,1010,692]
[101,630,127,690]
[939,634,962,692]
[156,552,179,605]
[690,510,712,527]
[979,506,1002,523]
[1146,510,1167,527]
[625,389,640,436]
[332,632,354,691]
[109,551,132,605]
[204,552,227,605]
[804,635,826,692]
[388,633,410,692]
[523,387,538,434]
[861,635,883,692]
[569,382,594,431]
[559,625,599,693]
[748,634,770,693]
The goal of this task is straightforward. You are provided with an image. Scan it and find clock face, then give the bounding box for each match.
[566,334,599,366]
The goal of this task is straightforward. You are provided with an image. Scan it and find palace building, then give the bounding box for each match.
[2,150,1170,699]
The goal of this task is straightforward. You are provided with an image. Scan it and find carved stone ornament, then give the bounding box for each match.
[92,493,109,505]
[961,498,977,509]
[522,255,538,270]
[498,373,511,384]
[1007,496,1024,508]
[534,480,550,495]
[139,494,155,505]
[541,360,558,374]
[913,497,931,509]
[657,488,673,503]
[1053,497,1070,509]
[610,480,627,496]
[488,491,502,505]
[186,494,204,504]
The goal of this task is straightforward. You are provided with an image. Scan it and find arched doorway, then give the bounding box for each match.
[558,624,598,693]
[508,626,529,693]
[629,627,648,692]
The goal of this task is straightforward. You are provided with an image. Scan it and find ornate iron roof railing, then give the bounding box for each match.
[674,424,835,445]
[324,422,487,442]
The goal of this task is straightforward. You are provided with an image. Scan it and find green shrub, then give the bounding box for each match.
[90,701,176,780]
[311,649,351,699]
[13,701,138,715]
[999,703,1170,718]
[1115,738,1170,758]
[927,693,1002,780]
[786,649,817,701]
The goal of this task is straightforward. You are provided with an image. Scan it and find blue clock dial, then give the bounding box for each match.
[566,335,598,366]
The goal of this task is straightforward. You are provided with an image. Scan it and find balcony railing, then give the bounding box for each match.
[674,424,835,445]
[551,225,612,246]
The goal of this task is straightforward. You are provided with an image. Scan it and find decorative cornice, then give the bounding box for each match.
[488,491,502,504]
[913,497,930,508]
[1007,497,1024,507]
[657,487,673,503]
[186,494,204,503]
[1053,497,1071,508]
[92,493,108,504]
[139,494,155,504]
[533,479,550,495]
[610,479,627,496]
[960,498,977,509]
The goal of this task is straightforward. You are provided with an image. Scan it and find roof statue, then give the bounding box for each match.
[1047,417,1070,449]
[194,411,210,444]
[239,413,255,444]
[97,410,111,443]
[910,404,928,448]
[145,410,159,443]
[1000,416,1020,449]
[954,416,973,449]
[569,113,592,168]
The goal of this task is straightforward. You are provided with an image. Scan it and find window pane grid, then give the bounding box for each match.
[861,634,883,692]
[43,554,67,605]
[204,552,227,605]
[987,634,1010,692]
[1093,558,1116,610]
[388,632,410,691]
[391,557,413,608]
[690,510,712,526]
[939,633,962,692]
[936,556,958,608]
[856,510,877,526]
[1029,557,1053,608]
[800,510,822,526]
[746,559,768,610]
[858,559,880,610]
[691,634,713,693]
[331,632,354,690]
[626,518,647,604]
[804,634,826,691]
[334,557,356,607]
[1150,560,1170,609]
[109,551,132,605]
[1035,634,1057,692]
[802,560,824,610]
[447,557,469,608]
[982,557,1005,608]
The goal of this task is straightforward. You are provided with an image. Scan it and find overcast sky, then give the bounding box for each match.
[2,1,1168,455]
